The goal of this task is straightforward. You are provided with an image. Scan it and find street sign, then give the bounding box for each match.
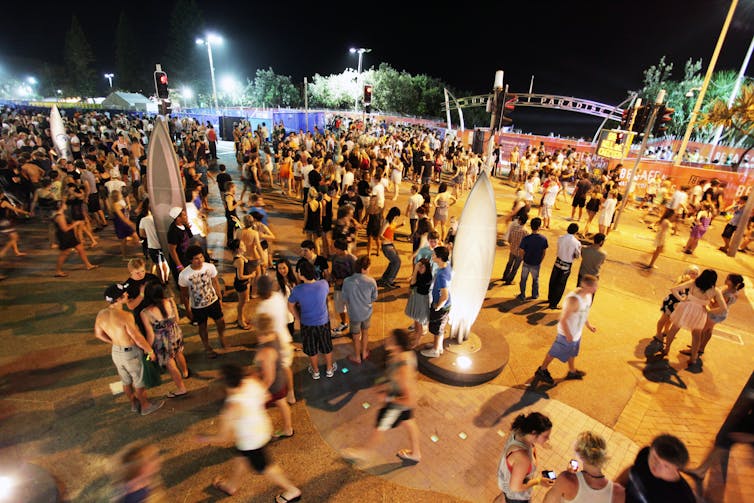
[597,129,634,159]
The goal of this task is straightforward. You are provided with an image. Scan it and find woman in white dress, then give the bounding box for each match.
[597,190,618,235]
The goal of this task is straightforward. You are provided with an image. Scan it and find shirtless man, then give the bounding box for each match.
[94,283,164,416]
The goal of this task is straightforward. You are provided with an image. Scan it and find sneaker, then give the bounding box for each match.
[516,294,526,302]
[420,349,441,358]
[335,323,348,333]
[407,324,415,331]
[565,370,586,380]
[535,367,555,385]
[130,401,141,414]
[141,400,165,416]
[308,366,321,380]
[326,363,338,378]
[685,360,703,373]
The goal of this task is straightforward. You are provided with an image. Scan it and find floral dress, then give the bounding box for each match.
[146,301,184,367]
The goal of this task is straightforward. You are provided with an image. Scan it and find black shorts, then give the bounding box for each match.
[572,196,587,208]
[192,299,223,324]
[301,323,333,356]
[87,194,101,212]
[428,306,449,337]
[376,403,413,431]
[147,248,165,264]
[722,223,737,239]
[237,446,268,473]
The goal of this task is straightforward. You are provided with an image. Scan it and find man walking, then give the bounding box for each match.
[342,255,378,364]
[547,223,582,309]
[533,275,598,385]
[178,245,226,358]
[420,246,452,358]
[518,217,548,301]
[94,283,164,416]
[501,214,528,285]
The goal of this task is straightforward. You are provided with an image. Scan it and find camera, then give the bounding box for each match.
[542,470,557,480]
[570,459,580,470]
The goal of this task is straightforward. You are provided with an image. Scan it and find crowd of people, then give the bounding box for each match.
[1,104,751,502]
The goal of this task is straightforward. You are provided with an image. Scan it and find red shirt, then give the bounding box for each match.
[207,129,217,142]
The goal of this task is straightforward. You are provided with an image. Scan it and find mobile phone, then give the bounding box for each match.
[542,470,557,480]
[570,459,580,470]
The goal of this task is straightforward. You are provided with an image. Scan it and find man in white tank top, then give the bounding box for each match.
[534,275,598,385]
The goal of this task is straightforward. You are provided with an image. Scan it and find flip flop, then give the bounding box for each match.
[54,272,68,278]
[166,391,189,398]
[396,449,421,464]
[272,430,294,440]
[86,265,99,270]
[275,493,302,503]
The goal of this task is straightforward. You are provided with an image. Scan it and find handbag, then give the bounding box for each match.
[142,353,162,388]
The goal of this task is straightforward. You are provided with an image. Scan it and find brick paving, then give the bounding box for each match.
[0,141,752,501]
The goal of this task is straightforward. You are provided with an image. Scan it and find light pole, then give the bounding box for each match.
[349,47,371,112]
[104,73,114,89]
[196,34,222,113]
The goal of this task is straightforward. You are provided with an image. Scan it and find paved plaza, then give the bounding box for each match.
[0,142,752,502]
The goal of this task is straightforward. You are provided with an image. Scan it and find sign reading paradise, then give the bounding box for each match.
[597,129,634,159]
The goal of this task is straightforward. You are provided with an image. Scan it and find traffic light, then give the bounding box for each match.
[631,105,650,133]
[619,108,631,130]
[159,99,172,116]
[652,105,674,137]
[154,71,169,99]
[363,85,373,105]
[615,131,625,145]
[495,91,516,129]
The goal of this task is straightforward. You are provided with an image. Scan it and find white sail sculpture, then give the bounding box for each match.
[50,105,72,161]
[448,170,498,343]
[146,117,185,254]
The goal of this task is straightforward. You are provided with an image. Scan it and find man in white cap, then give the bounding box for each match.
[167,206,192,285]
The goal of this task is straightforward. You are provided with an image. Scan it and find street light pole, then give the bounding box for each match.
[104,73,114,89]
[350,47,371,112]
[674,0,738,166]
[197,35,222,113]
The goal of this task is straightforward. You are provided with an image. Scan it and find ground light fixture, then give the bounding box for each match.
[456,355,472,370]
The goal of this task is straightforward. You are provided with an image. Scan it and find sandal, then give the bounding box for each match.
[205,349,218,359]
[212,476,236,496]
[54,272,68,278]
[166,391,189,398]
[275,493,302,503]
[396,449,421,464]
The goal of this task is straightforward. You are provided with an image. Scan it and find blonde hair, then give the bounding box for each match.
[115,441,160,484]
[678,265,700,284]
[574,431,609,468]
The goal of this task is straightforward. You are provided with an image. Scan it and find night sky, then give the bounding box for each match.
[1,0,751,137]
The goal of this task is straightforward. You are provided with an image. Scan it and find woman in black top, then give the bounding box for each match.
[404,258,432,347]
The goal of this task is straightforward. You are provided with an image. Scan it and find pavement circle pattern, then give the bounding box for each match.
[306,380,640,502]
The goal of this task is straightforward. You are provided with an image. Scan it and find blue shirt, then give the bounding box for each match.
[432,265,452,307]
[520,233,548,266]
[288,280,329,326]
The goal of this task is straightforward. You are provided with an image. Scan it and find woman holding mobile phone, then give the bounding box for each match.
[543,431,625,502]
[496,412,555,502]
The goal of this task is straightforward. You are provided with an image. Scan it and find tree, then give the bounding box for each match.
[64,16,96,96]
[115,11,141,92]
[164,0,204,94]
[701,83,754,170]
[243,68,300,108]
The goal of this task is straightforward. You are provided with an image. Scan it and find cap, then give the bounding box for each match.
[169,206,183,219]
[104,283,126,303]
[35,147,47,156]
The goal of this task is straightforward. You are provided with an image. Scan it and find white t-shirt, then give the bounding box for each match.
[301,163,313,188]
[342,171,355,191]
[226,378,272,450]
[371,181,385,208]
[105,179,126,195]
[542,183,559,207]
[407,193,424,219]
[255,291,294,338]
[557,291,592,342]
[178,262,219,309]
[139,214,160,249]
